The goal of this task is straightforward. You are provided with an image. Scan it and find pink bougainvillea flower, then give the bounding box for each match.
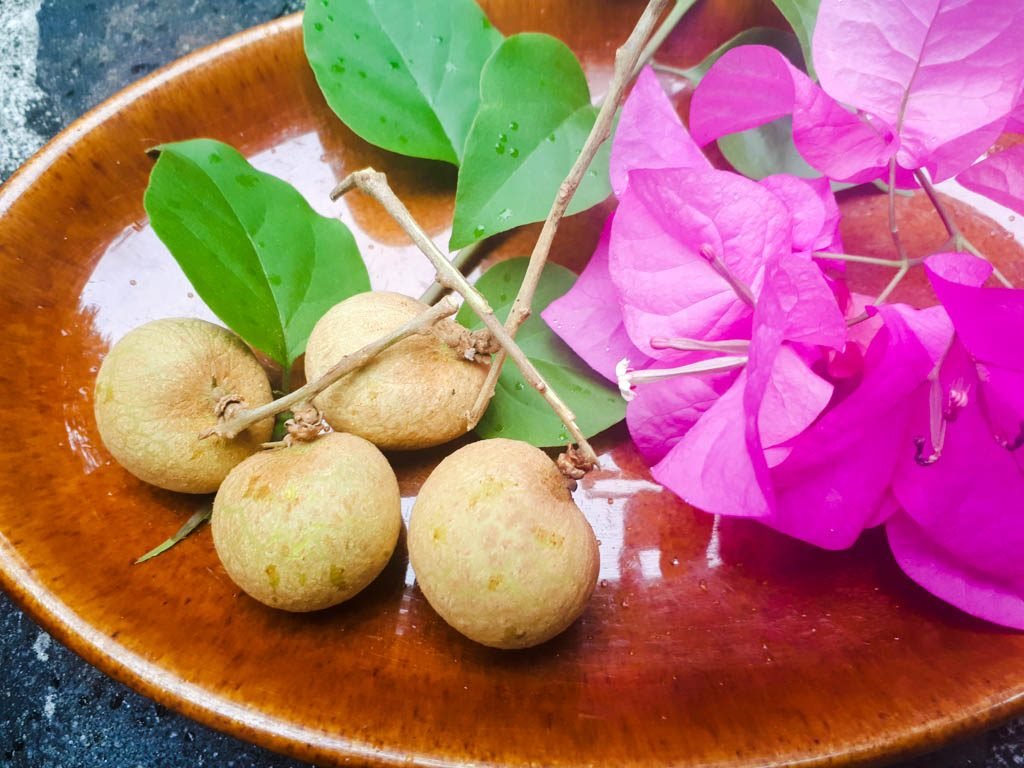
[609,166,792,353]
[814,0,1024,181]
[650,252,848,523]
[689,45,898,184]
[652,240,953,550]
[957,145,1024,218]
[691,1,1024,184]
[763,303,951,548]
[889,253,1024,628]
[609,66,709,197]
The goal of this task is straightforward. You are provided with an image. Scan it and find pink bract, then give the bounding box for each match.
[814,0,1024,179]
[689,45,895,184]
[887,253,1024,628]
[651,253,847,524]
[610,167,791,354]
[541,216,645,383]
[758,174,842,255]
[609,66,709,197]
[957,145,1024,220]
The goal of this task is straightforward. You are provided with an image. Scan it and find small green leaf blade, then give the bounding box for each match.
[717,116,818,180]
[144,139,370,365]
[457,258,625,446]
[771,0,821,79]
[135,505,212,564]
[451,33,611,249]
[678,27,804,83]
[303,0,502,165]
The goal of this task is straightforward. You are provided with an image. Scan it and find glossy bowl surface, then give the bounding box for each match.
[1,3,1023,767]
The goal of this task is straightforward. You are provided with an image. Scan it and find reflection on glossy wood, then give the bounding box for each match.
[0,3,1022,767]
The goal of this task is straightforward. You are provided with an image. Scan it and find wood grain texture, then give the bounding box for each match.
[0,3,1022,767]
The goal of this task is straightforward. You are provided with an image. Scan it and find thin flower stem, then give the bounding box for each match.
[632,0,699,79]
[204,296,460,440]
[888,158,909,265]
[914,168,1013,287]
[873,261,910,306]
[418,240,484,305]
[914,169,957,239]
[650,61,691,81]
[868,157,913,307]
[813,251,922,268]
[469,0,673,427]
[332,168,600,470]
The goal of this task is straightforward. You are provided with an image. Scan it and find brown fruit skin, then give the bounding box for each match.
[211,432,402,612]
[93,318,273,494]
[304,291,488,451]
[409,438,600,649]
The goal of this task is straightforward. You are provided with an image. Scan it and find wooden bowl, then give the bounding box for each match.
[1,3,1022,766]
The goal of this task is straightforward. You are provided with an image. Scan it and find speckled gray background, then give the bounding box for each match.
[0,1,1022,766]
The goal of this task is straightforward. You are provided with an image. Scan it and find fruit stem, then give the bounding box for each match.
[632,0,698,79]
[203,296,460,441]
[468,0,674,429]
[419,241,485,306]
[331,169,601,472]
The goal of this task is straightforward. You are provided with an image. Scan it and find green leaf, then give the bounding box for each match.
[303,0,502,165]
[457,258,625,446]
[675,27,803,83]
[450,34,611,249]
[717,116,819,181]
[144,139,370,366]
[771,0,821,79]
[135,505,212,564]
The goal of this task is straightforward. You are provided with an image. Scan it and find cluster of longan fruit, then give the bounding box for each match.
[94,291,599,649]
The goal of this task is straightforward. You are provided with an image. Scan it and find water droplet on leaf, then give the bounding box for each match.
[509,148,519,158]
[498,208,512,221]
[473,225,485,238]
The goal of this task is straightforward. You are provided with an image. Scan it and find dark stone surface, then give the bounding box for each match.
[0,1,1021,766]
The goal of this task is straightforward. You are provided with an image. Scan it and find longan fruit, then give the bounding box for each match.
[304,291,488,451]
[409,438,600,649]
[211,432,402,612]
[93,318,273,493]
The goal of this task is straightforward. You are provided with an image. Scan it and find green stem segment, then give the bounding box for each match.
[914,168,1013,288]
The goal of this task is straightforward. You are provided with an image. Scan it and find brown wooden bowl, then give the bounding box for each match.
[1,3,1023,767]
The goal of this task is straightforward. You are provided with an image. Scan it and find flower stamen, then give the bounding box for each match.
[650,337,751,355]
[698,243,755,308]
[616,355,747,402]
